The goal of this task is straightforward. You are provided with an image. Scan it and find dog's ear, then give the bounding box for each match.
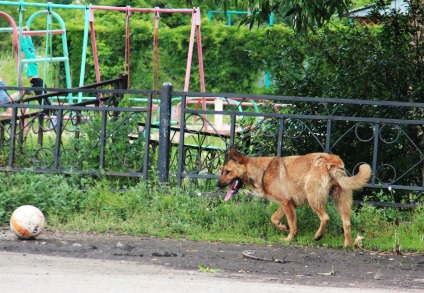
[227,146,245,164]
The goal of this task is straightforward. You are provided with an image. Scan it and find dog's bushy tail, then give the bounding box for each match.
[330,164,372,191]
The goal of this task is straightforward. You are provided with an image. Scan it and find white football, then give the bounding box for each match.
[10,205,45,239]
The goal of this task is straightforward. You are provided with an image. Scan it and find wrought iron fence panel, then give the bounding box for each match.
[0,104,151,178]
[175,92,424,201]
[1,104,158,179]
[1,83,424,203]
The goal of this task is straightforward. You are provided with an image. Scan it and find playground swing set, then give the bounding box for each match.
[0,0,261,133]
[0,0,205,100]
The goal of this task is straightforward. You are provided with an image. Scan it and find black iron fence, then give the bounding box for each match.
[174,90,424,202]
[1,80,423,203]
[0,75,154,179]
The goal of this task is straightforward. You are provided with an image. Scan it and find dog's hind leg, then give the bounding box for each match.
[312,206,330,241]
[271,205,289,233]
[333,190,353,248]
[308,195,330,242]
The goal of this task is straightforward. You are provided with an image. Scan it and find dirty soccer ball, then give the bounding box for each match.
[10,205,45,239]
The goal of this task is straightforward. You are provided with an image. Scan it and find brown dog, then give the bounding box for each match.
[217,146,371,247]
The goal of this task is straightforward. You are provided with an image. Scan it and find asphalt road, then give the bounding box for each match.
[1,251,422,293]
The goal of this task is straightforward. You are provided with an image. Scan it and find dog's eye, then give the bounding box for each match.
[225,170,231,175]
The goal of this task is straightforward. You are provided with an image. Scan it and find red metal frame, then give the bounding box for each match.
[88,6,206,96]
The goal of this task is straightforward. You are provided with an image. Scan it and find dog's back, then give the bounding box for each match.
[260,153,346,205]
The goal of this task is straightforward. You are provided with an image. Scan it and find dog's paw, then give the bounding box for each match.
[282,235,293,242]
[314,235,324,241]
[274,222,289,232]
[343,240,353,248]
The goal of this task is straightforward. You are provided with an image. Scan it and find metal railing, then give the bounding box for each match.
[1,82,423,203]
[0,75,154,179]
[172,89,424,203]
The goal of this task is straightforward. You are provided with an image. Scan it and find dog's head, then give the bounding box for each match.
[216,146,247,201]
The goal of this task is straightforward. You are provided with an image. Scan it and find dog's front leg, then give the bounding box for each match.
[271,206,289,233]
[271,202,297,241]
[281,201,297,241]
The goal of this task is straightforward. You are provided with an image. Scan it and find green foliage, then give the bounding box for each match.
[197,24,287,93]
[0,0,284,93]
[0,53,18,86]
[198,263,221,272]
[267,26,423,102]
[55,184,424,251]
[351,199,424,251]
[2,172,422,252]
[0,172,90,223]
[187,0,353,32]
[248,3,424,202]
[263,1,424,103]
[54,0,74,4]
[0,0,423,252]
[59,11,280,93]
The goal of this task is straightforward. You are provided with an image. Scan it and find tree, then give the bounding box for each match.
[187,0,353,32]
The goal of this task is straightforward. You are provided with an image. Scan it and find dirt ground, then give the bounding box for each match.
[1,227,424,291]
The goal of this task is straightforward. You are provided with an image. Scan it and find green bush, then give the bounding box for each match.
[0,172,89,223]
[58,13,287,93]
[251,4,424,202]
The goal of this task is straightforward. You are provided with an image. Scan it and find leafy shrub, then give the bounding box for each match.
[0,172,89,224]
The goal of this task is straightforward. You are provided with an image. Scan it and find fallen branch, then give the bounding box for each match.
[242,250,298,264]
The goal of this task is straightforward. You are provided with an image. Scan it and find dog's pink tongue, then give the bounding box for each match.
[224,180,239,201]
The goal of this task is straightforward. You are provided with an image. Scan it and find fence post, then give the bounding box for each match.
[158,82,173,183]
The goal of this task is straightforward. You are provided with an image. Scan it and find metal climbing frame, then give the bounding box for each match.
[0,1,74,103]
[87,5,205,93]
[0,1,206,103]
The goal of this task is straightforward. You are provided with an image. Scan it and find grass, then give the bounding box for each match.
[0,49,56,102]
[1,172,423,253]
[0,52,19,87]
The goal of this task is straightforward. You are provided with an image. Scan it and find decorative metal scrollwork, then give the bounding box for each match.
[375,163,397,184]
[354,122,375,142]
[33,147,54,168]
[285,119,305,139]
[379,124,400,144]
